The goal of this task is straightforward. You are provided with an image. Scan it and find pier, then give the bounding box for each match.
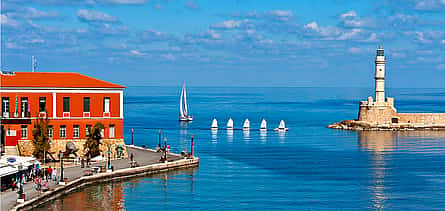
[1,146,199,211]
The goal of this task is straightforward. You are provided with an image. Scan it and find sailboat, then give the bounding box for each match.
[227,118,234,130]
[243,118,250,130]
[260,119,267,131]
[211,118,218,129]
[179,83,193,121]
[274,120,289,131]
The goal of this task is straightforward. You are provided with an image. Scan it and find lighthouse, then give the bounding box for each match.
[374,45,385,104]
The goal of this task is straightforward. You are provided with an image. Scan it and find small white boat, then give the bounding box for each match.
[211,118,218,129]
[243,118,250,130]
[260,119,267,130]
[274,120,289,131]
[179,83,193,121]
[227,118,234,130]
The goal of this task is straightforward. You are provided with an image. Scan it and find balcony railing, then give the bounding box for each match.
[1,112,30,119]
[1,112,31,124]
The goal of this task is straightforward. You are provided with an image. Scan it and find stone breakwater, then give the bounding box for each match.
[328,120,445,131]
[10,147,199,211]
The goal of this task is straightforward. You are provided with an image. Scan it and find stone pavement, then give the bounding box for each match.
[0,147,181,211]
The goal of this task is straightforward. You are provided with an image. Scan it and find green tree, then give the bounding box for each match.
[84,122,105,157]
[32,116,50,159]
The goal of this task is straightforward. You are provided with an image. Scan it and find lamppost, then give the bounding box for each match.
[158,129,161,148]
[190,134,194,157]
[17,164,24,202]
[59,151,64,185]
[107,144,111,172]
[131,128,134,145]
[164,137,167,161]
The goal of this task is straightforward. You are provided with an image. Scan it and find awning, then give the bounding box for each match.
[0,166,18,177]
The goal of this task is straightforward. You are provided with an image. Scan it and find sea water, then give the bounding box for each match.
[39,87,445,210]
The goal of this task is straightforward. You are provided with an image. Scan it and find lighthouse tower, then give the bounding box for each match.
[358,45,396,124]
[375,45,385,104]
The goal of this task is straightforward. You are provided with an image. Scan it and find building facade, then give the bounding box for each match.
[0,72,127,157]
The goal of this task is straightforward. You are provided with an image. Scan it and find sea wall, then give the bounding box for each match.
[398,113,445,125]
[13,157,199,211]
[17,139,127,158]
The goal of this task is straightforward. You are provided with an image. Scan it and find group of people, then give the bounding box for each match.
[9,165,62,194]
[32,165,59,193]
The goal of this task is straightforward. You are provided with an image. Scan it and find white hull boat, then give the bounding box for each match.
[243,118,250,130]
[179,83,193,121]
[227,118,234,130]
[260,119,267,131]
[211,118,218,130]
[274,120,289,131]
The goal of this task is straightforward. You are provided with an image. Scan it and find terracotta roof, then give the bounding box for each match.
[0,72,125,89]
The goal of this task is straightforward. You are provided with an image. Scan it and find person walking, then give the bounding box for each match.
[11,178,16,191]
[48,166,53,181]
[52,168,57,184]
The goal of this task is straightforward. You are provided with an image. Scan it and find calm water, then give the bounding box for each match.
[39,87,445,210]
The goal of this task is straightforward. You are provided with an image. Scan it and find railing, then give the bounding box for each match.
[1,112,31,118]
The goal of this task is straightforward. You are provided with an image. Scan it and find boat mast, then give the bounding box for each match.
[179,85,184,117]
[183,83,188,116]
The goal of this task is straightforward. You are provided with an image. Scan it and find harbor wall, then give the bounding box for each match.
[13,157,199,211]
[358,104,445,126]
[397,113,445,125]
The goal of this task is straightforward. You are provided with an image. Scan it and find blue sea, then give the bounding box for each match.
[40,87,445,210]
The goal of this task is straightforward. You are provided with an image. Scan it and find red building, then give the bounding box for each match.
[0,71,126,157]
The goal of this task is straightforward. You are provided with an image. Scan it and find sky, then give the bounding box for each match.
[1,0,445,87]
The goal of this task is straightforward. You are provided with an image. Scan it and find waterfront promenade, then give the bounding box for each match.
[0,146,198,211]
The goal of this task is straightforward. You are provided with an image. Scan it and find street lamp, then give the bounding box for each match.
[59,151,65,185]
[107,144,112,172]
[158,129,161,148]
[164,137,167,161]
[17,164,24,202]
[131,128,134,145]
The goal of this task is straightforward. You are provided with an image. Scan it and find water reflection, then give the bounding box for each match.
[260,130,267,142]
[243,130,250,141]
[38,168,198,211]
[40,181,126,211]
[211,129,218,142]
[227,129,233,142]
[358,130,445,210]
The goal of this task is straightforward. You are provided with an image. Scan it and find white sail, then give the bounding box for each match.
[211,118,218,128]
[179,86,184,117]
[260,119,267,129]
[243,118,250,129]
[278,120,285,129]
[227,118,234,129]
[183,84,188,116]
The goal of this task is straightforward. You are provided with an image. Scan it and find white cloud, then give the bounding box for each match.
[77,9,119,23]
[0,14,20,27]
[99,0,147,4]
[414,0,445,11]
[269,10,294,21]
[130,50,146,56]
[338,10,374,28]
[211,19,249,29]
[340,10,357,19]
